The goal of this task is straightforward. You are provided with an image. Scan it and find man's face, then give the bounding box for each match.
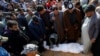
[10,25,19,31]
[85,11,94,17]
[20,10,24,15]
[11,15,17,20]
[28,10,33,15]
[54,9,59,15]
[40,9,45,14]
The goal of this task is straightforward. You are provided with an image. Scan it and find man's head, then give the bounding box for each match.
[10,13,17,20]
[7,4,13,11]
[52,6,59,15]
[27,8,33,16]
[32,15,39,24]
[21,44,38,56]
[67,2,75,13]
[36,5,45,14]
[18,8,24,15]
[7,20,19,31]
[84,5,95,17]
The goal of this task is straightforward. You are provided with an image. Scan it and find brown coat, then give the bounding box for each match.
[63,8,82,41]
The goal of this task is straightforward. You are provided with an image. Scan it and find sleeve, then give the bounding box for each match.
[93,19,100,39]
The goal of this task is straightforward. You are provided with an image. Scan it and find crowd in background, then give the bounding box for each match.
[0,0,100,56]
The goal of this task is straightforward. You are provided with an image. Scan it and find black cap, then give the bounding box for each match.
[84,5,95,13]
[32,15,39,22]
[36,5,44,12]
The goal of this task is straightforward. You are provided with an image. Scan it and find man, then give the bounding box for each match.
[28,15,45,53]
[35,5,52,46]
[50,6,65,44]
[81,5,100,56]
[3,20,29,56]
[17,8,29,34]
[63,2,82,43]
[0,35,10,56]
[25,8,34,23]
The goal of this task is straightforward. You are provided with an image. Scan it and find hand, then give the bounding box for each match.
[91,38,96,44]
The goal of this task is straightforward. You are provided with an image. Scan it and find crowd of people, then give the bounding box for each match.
[0,0,100,56]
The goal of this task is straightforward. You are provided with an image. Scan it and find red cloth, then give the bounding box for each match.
[46,0,57,9]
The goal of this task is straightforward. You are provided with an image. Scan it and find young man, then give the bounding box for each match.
[3,20,29,56]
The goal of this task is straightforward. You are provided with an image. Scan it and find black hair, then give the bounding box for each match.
[36,5,44,12]
[32,15,39,22]
[7,20,18,28]
[84,5,95,13]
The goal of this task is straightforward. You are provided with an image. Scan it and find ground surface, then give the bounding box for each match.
[42,50,92,56]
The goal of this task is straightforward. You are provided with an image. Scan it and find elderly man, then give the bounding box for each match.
[63,2,82,43]
[21,44,40,56]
